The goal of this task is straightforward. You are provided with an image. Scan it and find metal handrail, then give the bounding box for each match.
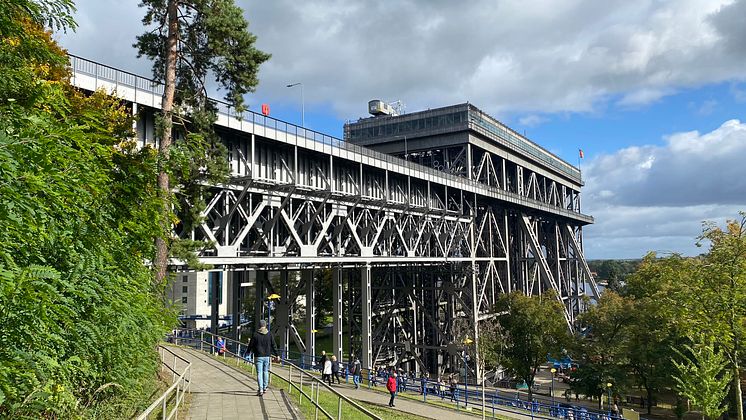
[174,329,381,420]
[66,54,592,224]
[136,345,192,420]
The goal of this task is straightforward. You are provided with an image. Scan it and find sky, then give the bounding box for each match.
[58,0,746,259]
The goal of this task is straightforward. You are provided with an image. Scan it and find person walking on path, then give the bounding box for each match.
[248,319,277,396]
[323,357,333,385]
[318,350,328,373]
[387,372,398,407]
[331,355,341,384]
[352,357,362,389]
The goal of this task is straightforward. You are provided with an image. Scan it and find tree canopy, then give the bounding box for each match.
[493,291,569,399]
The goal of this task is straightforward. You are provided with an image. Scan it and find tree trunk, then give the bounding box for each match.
[154,0,179,285]
[646,388,653,415]
[734,363,743,420]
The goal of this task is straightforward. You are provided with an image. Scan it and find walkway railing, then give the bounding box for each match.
[172,329,381,420]
[136,345,192,420]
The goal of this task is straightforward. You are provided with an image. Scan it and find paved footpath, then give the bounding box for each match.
[168,346,301,420]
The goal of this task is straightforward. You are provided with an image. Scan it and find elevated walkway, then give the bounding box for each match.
[166,346,300,419]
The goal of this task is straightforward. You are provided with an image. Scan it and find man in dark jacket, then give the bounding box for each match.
[248,319,277,396]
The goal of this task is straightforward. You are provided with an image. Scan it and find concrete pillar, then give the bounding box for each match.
[361,265,372,369]
[303,270,316,366]
[332,267,343,361]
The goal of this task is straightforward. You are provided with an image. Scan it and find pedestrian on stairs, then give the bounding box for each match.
[387,372,398,407]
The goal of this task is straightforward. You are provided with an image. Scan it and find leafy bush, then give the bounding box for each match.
[0,1,173,417]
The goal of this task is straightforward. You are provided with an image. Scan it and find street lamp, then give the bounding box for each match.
[606,382,613,417]
[550,367,557,405]
[267,293,281,333]
[462,337,473,408]
[286,82,304,127]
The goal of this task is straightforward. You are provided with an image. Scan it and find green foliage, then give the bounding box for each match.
[570,292,633,407]
[670,215,746,420]
[0,4,172,417]
[622,254,685,413]
[493,291,569,398]
[135,0,270,112]
[672,338,731,420]
[315,269,334,329]
[587,259,641,292]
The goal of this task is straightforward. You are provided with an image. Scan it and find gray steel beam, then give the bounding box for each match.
[303,269,316,366]
[278,270,291,358]
[361,265,373,369]
[333,266,344,361]
[254,271,267,332]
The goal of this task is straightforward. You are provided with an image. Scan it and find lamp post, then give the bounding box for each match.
[606,382,613,417]
[267,293,281,333]
[286,82,304,127]
[550,368,557,406]
[462,337,473,408]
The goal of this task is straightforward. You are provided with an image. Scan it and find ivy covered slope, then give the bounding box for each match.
[0,1,173,418]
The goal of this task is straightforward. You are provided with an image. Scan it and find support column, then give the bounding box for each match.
[231,271,241,340]
[332,267,344,361]
[278,271,291,358]
[471,262,481,384]
[361,265,373,369]
[304,270,316,366]
[254,271,267,332]
[210,271,220,334]
[466,144,473,179]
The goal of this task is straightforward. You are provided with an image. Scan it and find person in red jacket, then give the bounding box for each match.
[387,372,398,407]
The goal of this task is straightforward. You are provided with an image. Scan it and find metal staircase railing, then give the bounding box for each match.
[136,345,192,420]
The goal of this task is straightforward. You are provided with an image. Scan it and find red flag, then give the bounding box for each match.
[578,149,584,159]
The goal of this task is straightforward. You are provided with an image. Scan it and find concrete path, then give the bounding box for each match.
[167,346,301,420]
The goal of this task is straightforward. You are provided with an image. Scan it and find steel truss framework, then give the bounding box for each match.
[68,55,598,382]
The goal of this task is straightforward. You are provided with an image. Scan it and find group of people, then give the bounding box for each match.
[317,351,363,389]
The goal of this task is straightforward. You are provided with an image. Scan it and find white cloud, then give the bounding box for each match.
[518,115,548,127]
[59,0,746,120]
[583,119,746,258]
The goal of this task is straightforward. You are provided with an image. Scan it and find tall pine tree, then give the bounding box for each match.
[135,0,270,283]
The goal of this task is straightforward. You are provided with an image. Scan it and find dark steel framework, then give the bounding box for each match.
[69,55,598,382]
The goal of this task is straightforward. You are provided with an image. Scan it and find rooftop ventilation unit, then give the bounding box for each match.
[368,99,398,116]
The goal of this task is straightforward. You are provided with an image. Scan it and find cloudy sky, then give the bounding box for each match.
[58,0,746,259]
